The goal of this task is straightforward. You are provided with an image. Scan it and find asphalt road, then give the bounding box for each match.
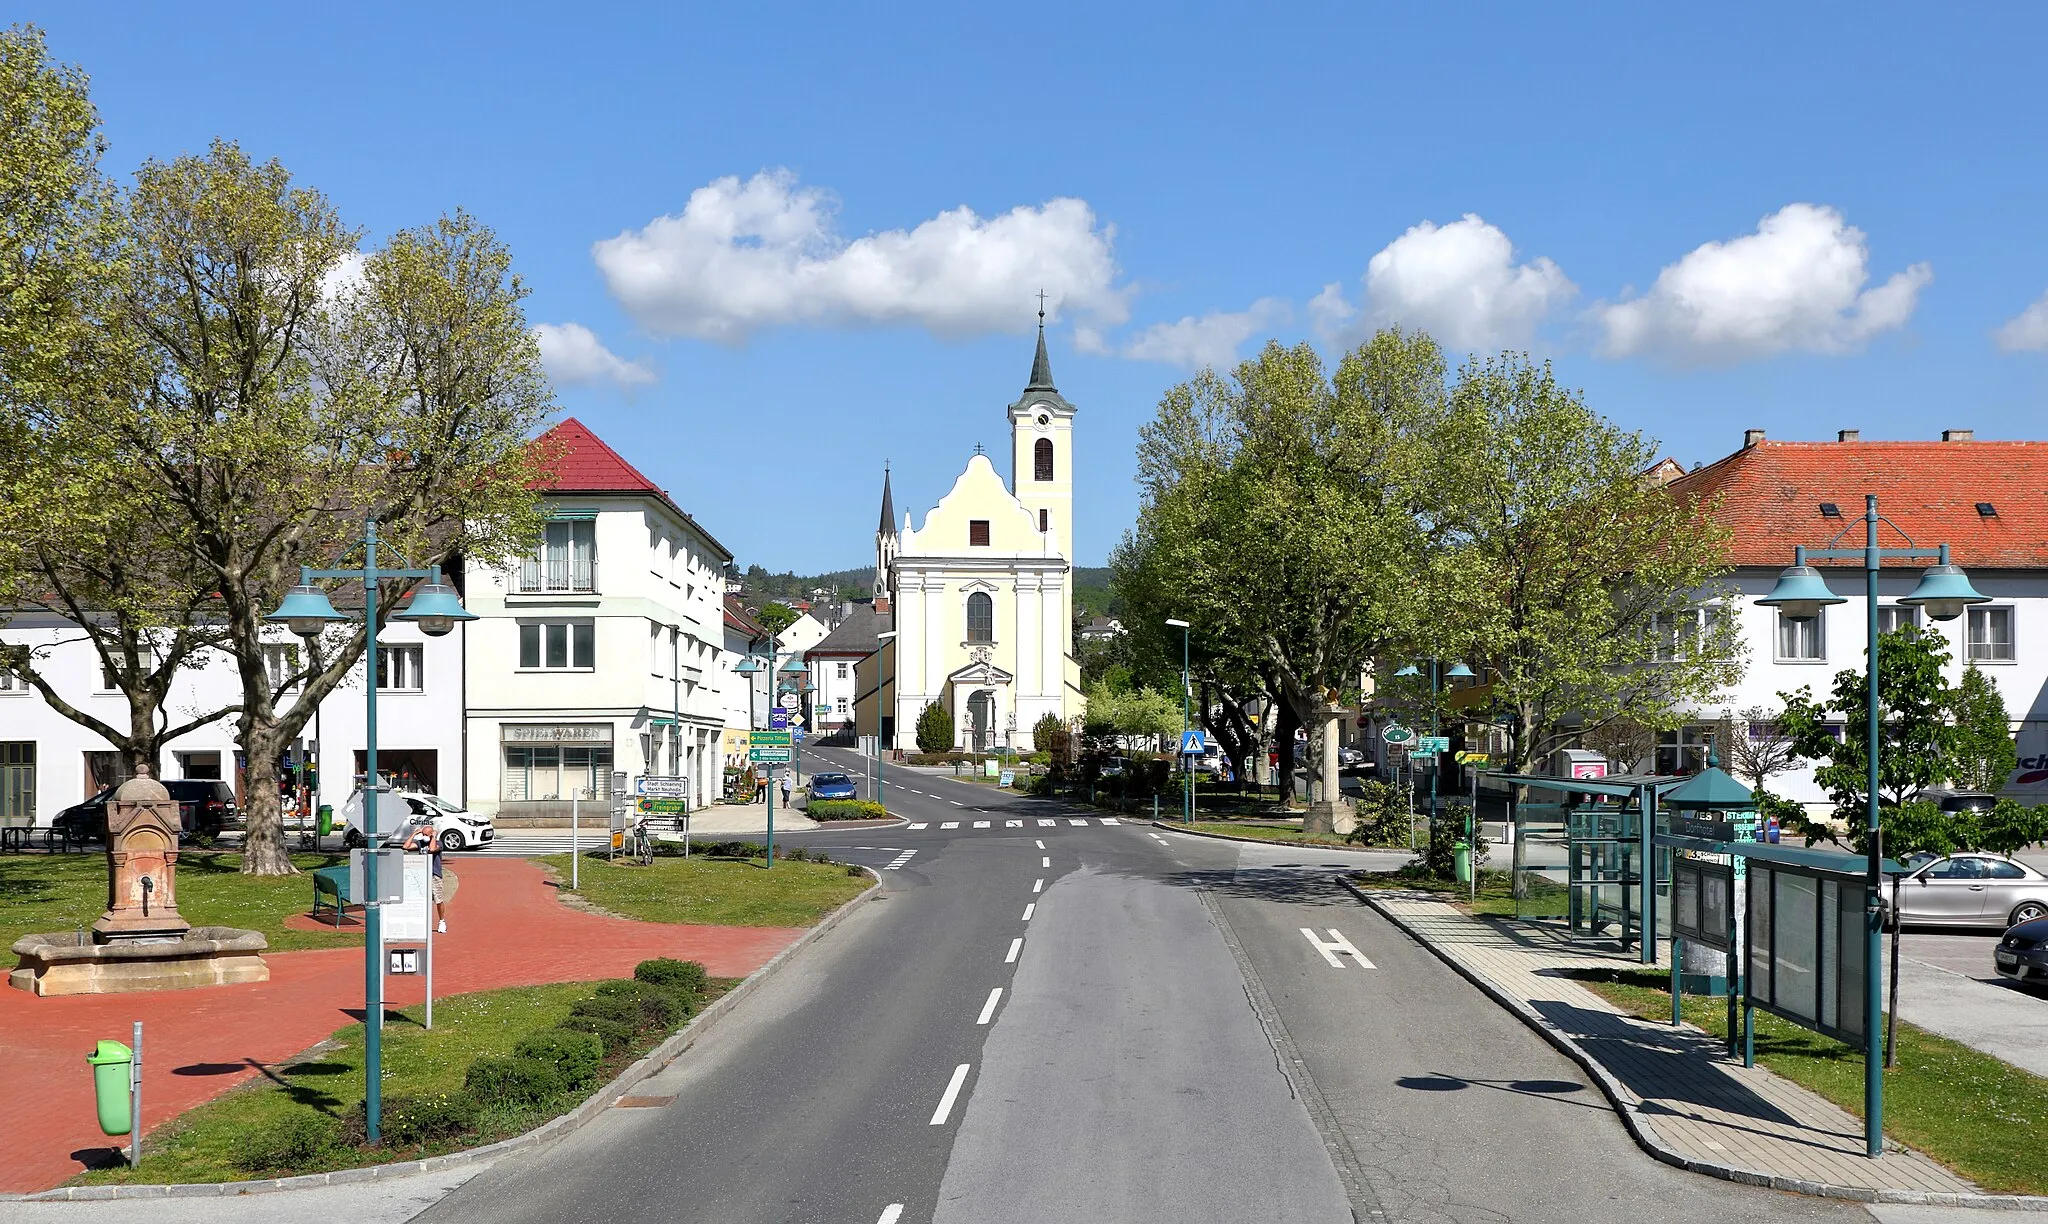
[400,746,1892,1224]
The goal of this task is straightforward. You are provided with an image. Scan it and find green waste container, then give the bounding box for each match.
[88,1039,132,1136]
[1452,842,1473,885]
[317,804,334,837]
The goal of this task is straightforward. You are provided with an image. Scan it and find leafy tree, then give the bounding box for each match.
[87,147,551,873]
[1120,331,1450,832]
[755,602,799,637]
[1030,711,1069,763]
[1780,628,1959,850]
[1975,798,2048,856]
[915,700,953,754]
[1428,354,1742,775]
[1949,665,2016,793]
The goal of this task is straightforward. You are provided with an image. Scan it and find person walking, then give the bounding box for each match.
[779,771,792,807]
[403,822,455,933]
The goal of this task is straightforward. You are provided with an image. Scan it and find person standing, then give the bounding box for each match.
[403,822,454,933]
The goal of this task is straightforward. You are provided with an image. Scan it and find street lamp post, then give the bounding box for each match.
[1166,619,1191,823]
[1756,493,1987,1158]
[266,519,474,1145]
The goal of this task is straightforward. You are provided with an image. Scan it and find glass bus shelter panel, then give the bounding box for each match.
[1512,809,1569,923]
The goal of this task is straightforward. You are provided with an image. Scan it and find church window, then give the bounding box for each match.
[1038,509,1048,533]
[967,592,993,642]
[1034,438,1054,482]
[969,520,990,547]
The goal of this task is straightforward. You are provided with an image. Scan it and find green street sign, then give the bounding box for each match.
[751,730,793,746]
[749,746,793,763]
[1382,725,1415,745]
[1416,735,1451,755]
[636,797,688,815]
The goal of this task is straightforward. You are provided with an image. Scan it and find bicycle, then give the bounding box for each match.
[628,816,655,865]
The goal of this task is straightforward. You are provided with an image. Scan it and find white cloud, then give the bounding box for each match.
[1314,215,1574,350]
[1994,291,2048,352]
[1109,298,1289,369]
[592,169,1129,342]
[1594,203,1931,363]
[534,322,657,389]
[318,251,367,304]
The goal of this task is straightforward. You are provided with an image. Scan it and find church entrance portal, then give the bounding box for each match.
[967,691,994,753]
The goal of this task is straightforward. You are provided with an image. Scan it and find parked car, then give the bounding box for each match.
[1337,745,1367,771]
[1921,788,1999,816]
[52,779,240,843]
[1996,915,2048,987]
[1884,853,2048,930]
[807,772,858,801]
[341,789,494,851]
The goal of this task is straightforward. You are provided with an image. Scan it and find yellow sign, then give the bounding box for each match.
[1455,750,1492,766]
[611,831,625,850]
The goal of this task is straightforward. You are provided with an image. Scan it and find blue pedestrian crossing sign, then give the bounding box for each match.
[1179,730,1208,756]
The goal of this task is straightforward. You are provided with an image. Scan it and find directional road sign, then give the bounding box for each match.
[637,775,687,798]
[636,797,688,815]
[1179,729,1208,756]
[1415,735,1451,756]
[751,730,793,746]
[769,707,789,730]
[749,746,793,764]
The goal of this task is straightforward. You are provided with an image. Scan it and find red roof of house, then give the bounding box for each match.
[1669,437,2048,570]
[527,418,732,561]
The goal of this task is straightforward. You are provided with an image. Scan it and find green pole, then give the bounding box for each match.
[1182,624,1192,824]
[362,518,383,1146]
[1862,494,1883,1157]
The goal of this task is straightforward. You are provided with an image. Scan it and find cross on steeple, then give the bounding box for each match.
[973,442,986,456]
[1036,288,1048,321]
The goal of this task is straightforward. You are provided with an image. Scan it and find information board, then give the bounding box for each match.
[749,746,793,763]
[636,797,688,815]
[383,854,433,943]
[1747,863,1869,1043]
[638,775,687,798]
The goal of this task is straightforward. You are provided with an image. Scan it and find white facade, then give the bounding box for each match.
[0,614,465,824]
[463,492,731,817]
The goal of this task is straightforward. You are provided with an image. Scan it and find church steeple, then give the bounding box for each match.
[874,463,898,611]
[1026,304,1057,392]
[877,464,895,535]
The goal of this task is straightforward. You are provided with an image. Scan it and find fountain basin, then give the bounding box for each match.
[9,927,269,996]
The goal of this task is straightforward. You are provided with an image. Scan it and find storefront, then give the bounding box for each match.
[500,723,615,806]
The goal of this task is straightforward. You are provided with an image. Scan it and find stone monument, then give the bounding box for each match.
[1303,700,1357,836]
[10,767,267,996]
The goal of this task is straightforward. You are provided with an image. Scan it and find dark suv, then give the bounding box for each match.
[52,780,241,842]
[1923,788,1998,815]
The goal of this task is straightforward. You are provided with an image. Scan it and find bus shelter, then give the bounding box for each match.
[1482,770,1688,965]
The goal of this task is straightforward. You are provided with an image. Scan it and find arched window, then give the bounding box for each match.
[1034,438,1054,482]
[966,592,993,642]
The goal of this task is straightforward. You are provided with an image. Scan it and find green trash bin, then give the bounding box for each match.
[1452,842,1473,885]
[317,804,334,837]
[88,1039,133,1136]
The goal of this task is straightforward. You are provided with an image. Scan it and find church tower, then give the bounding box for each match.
[873,464,897,612]
[1008,311,1075,563]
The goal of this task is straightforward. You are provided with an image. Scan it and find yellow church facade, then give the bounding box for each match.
[857,322,1085,752]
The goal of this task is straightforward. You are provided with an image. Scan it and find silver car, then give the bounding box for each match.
[1887,853,2048,930]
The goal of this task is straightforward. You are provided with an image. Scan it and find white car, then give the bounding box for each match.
[341,790,495,852]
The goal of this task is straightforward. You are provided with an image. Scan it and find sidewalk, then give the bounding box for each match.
[1354,888,1982,1200]
[677,799,819,835]
[0,858,807,1195]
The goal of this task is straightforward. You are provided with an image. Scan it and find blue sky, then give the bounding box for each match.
[34,3,2048,570]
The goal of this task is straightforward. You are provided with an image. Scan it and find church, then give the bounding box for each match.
[853,319,1085,753]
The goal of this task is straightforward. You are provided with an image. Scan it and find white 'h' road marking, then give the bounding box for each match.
[1300,927,1375,968]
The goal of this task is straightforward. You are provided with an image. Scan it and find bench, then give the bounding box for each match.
[312,865,352,927]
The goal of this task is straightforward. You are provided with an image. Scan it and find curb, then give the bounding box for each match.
[1338,876,2048,1211]
[11,868,887,1203]
[1149,820,1403,854]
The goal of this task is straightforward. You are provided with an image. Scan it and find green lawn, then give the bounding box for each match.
[538,853,870,927]
[0,851,358,952]
[1573,967,2048,1195]
[1346,868,1557,919]
[1187,820,1360,849]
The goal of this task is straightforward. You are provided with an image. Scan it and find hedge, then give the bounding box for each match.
[807,798,890,821]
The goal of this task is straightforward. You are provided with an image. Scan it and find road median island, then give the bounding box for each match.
[1,851,362,953]
[537,846,871,927]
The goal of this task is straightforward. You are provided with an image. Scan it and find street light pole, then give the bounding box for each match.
[1757,493,1988,1159]
[266,518,473,1146]
[1167,619,1191,823]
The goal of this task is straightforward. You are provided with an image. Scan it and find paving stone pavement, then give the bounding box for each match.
[1369,891,1976,1196]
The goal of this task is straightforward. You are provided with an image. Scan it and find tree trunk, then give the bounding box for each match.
[1272,696,1300,812]
[238,719,297,875]
[1301,711,1335,836]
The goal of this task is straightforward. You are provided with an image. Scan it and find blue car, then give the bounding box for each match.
[807,772,858,801]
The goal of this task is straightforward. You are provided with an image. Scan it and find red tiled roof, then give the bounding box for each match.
[723,593,764,638]
[1669,439,2048,570]
[531,417,665,495]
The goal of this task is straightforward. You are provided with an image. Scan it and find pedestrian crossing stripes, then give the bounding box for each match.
[884,849,918,871]
[481,834,586,855]
[898,819,1121,832]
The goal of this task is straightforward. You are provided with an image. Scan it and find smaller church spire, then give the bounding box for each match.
[1026,296,1057,392]
[876,463,895,536]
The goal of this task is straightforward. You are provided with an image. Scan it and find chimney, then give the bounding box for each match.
[1837,429,1859,442]
[1743,429,1766,448]
[1943,429,1974,442]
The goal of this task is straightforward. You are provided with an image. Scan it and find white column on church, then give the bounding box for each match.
[1041,574,1063,705]
[1015,572,1039,699]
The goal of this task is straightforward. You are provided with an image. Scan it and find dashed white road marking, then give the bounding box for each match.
[1301,927,1376,968]
[930,1064,972,1125]
[941,822,960,830]
[1150,833,1167,843]
[973,820,990,828]
[1021,902,1036,920]
[952,801,968,808]
[1005,937,1023,963]
[1041,856,1050,868]
[906,823,928,830]
[1038,819,1056,827]
[1035,839,1045,849]
[1098,818,1118,826]
[1032,878,1043,893]
[976,987,1003,1024]
[1067,819,1088,826]
[877,1206,904,1224]
[1005,819,1022,828]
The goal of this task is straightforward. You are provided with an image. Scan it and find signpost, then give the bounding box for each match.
[1382,725,1415,745]
[636,797,688,815]
[769,707,789,731]
[1414,735,1450,757]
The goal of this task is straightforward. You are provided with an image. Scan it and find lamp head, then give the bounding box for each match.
[733,657,764,675]
[1900,562,1989,622]
[394,581,474,638]
[1445,662,1477,679]
[267,584,345,640]
[1165,618,1189,629]
[1756,563,1844,622]
[1393,664,1421,678]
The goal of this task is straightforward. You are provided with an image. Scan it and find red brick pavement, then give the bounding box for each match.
[0,857,806,1193]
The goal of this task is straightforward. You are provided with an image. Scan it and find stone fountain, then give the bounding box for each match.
[10,767,268,997]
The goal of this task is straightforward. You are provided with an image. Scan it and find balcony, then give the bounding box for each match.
[514,557,598,595]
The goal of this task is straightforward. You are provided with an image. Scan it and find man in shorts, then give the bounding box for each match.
[402,821,457,933]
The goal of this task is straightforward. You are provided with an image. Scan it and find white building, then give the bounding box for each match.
[806,601,887,739]
[1665,429,2048,803]
[0,612,465,823]
[462,418,733,818]
[718,595,765,778]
